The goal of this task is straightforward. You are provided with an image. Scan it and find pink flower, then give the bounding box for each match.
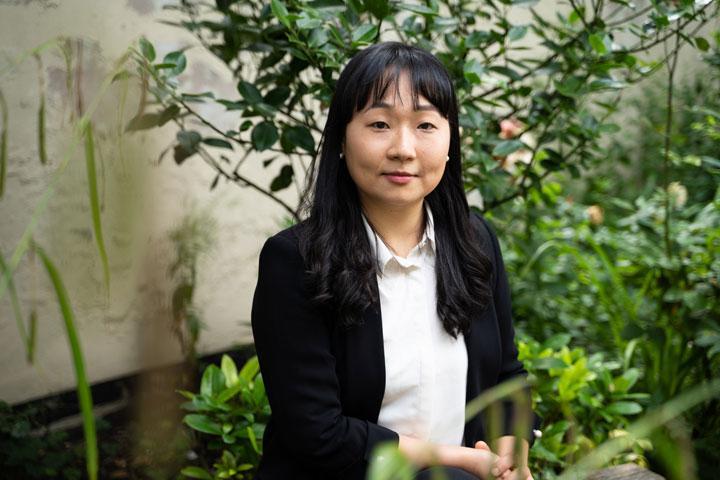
[499,118,524,139]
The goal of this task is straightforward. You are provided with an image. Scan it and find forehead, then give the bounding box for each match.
[358,71,438,113]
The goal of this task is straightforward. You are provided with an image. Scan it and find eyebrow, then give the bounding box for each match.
[365,101,440,113]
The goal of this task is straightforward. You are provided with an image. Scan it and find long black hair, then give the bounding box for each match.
[299,41,493,338]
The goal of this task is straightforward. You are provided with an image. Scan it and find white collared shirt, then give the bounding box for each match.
[362,205,468,446]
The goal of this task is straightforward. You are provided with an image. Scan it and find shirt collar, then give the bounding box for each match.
[362,204,436,274]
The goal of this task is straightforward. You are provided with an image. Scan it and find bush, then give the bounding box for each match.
[519,336,652,478]
[179,355,270,480]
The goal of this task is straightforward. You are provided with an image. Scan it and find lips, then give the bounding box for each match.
[382,171,417,185]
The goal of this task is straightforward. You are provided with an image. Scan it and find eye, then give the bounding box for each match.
[418,122,437,130]
[369,121,389,129]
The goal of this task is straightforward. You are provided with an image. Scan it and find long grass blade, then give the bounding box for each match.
[27,309,37,364]
[464,376,528,421]
[34,242,98,480]
[0,88,7,197]
[0,252,31,362]
[83,121,110,291]
[558,378,720,479]
[36,54,47,165]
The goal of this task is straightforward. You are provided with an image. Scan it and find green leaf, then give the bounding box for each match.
[270,164,294,191]
[247,425,260,454]
[463,60,485,84]
[297,13,322,30]
[606,401,642,415]
[180,466,213,480]
[352,24,379,44]
[271,0,291,29]
[544,333,571,349]
[364,0,390,19]
[492,140,524,156]
[202,137,233,149]
[280,125,315,153]
[216,382,245,403]
[489,66,521,81]
[158,104,181,127]
[34,243,98,480]
[533,357,567,370]
[239,356,260,382]
[184,414,223,435]
[589,33,607,55]
[139,37,156,62]
[238,81,263,104]
[252,121,278,151]
[221,354,239,387]
[200,365,225,397]
[508,25,528,42]
[695,36,710,51]
[264,86,291,107]
[126,113,161,132]
[162,51,187,76]
[83,121,110,293]
[399,3,438,15]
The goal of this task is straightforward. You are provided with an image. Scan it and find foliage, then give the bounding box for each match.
[496,62,720,478]
[129,0,716,219]
[168,209,218,362]
[0,401,83,479]
[519,335,652,477]
[179,355,270,479]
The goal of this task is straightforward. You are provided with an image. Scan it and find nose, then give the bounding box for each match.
[387,125,416,161]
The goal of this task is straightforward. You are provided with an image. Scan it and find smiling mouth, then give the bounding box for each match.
[382,172,417,184]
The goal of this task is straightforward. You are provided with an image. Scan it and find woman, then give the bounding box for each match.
[251,42,539,480]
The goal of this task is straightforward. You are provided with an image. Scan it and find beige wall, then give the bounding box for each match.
[0,0,289,405]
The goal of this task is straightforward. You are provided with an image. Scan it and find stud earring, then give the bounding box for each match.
[446,155,450,162]
[339,152,344,159]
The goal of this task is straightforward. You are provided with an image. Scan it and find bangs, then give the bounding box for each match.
[341,44,455,121]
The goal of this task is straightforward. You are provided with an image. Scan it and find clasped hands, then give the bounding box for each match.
[471,439,533,480]
[399,434,533,480]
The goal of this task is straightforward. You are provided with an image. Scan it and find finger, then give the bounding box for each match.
[491,456,513,477]
[474,441,490,451]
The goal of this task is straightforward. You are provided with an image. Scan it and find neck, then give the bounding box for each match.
[361,197,425,258]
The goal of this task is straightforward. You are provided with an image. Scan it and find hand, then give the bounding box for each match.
[491,455,533,480]
[474,440,533,480]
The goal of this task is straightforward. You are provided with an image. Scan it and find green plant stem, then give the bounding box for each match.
[33,242,98,480]
[662,31,681,259]
[83,120,110,292]
[0,253,32,362]
[36,54,48,165]
[0,88,7,197]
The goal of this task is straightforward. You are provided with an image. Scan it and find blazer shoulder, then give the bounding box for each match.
[259,221,307,268]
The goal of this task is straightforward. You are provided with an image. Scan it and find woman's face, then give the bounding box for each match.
[342,71,451,210]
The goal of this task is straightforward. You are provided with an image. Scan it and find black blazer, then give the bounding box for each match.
[250,211,538,480]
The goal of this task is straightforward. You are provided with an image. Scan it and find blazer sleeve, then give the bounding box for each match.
[476,214,542,445]
[251,233,399,472]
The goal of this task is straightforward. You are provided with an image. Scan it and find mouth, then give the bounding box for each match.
[382,171,417,184]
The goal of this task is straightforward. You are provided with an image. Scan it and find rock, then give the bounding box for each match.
[587,464,665,480]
